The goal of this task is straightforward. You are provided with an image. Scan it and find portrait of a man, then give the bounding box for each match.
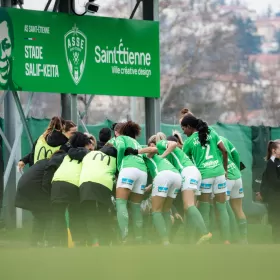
[0,8,14,90]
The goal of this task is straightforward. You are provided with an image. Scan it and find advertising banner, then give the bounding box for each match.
[0,8,160,97]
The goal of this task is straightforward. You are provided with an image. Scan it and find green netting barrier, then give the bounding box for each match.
[2,117,280,217]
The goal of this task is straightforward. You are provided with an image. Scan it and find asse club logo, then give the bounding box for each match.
[64,24,87,85]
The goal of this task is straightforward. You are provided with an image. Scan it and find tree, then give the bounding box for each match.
[232,17,261,57]
[266,5,272,18]
[159,0,240,122]
[74,0,239,124]
[79,0,253,124]
[256,56,280,126]
[274,31,280,53]
[230,0,240,5]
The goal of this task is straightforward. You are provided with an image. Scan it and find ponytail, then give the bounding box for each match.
[196,119,209,147]
[148,135,156,146]
[148,133,166,146]
[155,132,166,143]
[84,133,97,150]
[181,115,209,147]
[167,136,178,142]
[43,116,64,139]
[172,130,183,146]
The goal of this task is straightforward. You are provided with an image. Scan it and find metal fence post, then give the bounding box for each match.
[143,0,161,142]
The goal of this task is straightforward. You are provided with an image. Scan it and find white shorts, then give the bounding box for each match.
[152,170,182,199]
[181,166,202,192]
[117,167,147,195]
[226,178,244,200]
[200,175,227,195]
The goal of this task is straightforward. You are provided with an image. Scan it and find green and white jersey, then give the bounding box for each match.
[144,154,179,179]
[220,136,241,180]
[183,129,225,179]
[115,136,147,173]
[156,140,194,173]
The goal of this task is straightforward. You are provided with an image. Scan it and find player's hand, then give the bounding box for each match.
[170,215,175,224]
[225,171,228,179]
[124,147,138,156]
[111,196,116,206]
[145,184,152,193]
[256,192,262,201]
[174,213,183,223]
[18,161,25,172]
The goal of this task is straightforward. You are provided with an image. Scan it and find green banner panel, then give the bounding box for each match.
[0,8,160,98]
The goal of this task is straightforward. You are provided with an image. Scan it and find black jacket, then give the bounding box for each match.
[68,147,89,163]
[15,151,66,212]
[260,158,280,202]
[20,130,70,167]
[96,141,106,151]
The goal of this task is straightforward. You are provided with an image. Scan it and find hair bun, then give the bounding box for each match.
[180,108,189,114]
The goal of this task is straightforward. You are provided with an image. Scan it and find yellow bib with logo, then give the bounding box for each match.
[34,135,61,163]
[52,155,82,187]
[79,151,117,191]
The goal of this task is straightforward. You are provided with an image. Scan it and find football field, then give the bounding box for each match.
[0,224,276,280]
[0,245,279,280]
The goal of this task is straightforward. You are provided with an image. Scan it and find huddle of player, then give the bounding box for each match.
[112,108,247,246]
[16,108,247,247]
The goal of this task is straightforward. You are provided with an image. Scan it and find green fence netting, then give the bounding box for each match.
[2,118,280,217]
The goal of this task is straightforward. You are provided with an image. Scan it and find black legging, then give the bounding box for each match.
[82,201,114,246]
[31,209,51,246]
[49,202,87,247]
[49,203,68,247]
[268,200,280,244]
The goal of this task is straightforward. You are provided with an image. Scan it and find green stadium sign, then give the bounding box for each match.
[0,8,160,97]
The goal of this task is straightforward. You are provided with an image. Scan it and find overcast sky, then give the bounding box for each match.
[22,0,280,14]
[245,0,279,13]
[22,0,118,15]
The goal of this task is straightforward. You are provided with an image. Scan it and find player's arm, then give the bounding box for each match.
[18,139,38,169]
[116,138,125,171]
[160,141,177,158]
[124,147,158,158]
[139,147,158,154]
[139,147,158,159]
[228,143,240,170]
[217,138,228,175]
